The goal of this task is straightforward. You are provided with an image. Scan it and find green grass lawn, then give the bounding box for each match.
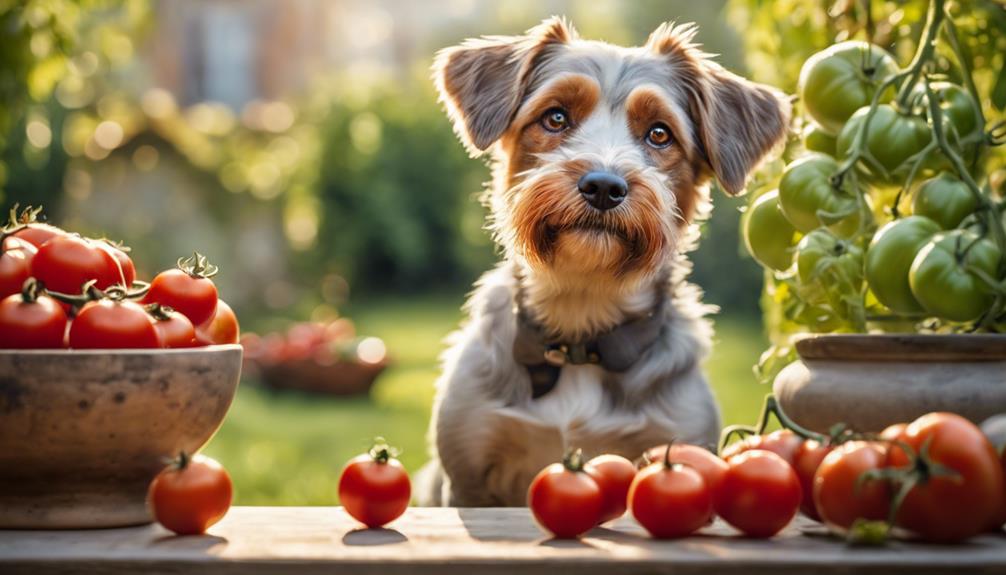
[203,295,770,505]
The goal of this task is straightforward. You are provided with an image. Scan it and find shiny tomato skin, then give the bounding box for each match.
[715,450,802,538]
[642,444,728,497]
[99,243,136,287]
[195,300,240,346]
[793,440,833,521]
[813,441,890,531]
[837,104,933,185]
[865,216,941,314]
[887,413,1005,542]
[146,269,218,326]
[0,237,37,299]
[152,309,197,348]
[69,300,161,349]
[13,223,66,248]
[528,463,603,538]
[629,463,713,539]
[0,293,68,349]
[722,430,804,466]
[743,190,799,272]
[148,454,233,535]
[338,454,411,528]
[30,235,120,295]
[586,454,636,524]
[909,230,1001,323]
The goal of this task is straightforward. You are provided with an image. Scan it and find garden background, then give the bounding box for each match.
[4,0,993,504]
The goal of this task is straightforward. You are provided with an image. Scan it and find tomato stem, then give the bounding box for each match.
[368,437,399,464]
[20,278,43,303]
[176,450,190,471]
[562,447,586,472]
[178,252,219,279]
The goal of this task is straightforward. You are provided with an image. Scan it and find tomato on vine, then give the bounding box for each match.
[909,229,1000,323]
[146,253,219,326]
[0,236,37,299]
[721,429,804,466]
[0,279,68,349]
[195,299,240,346]
[31,235,123,295]
[865,216,941,314]
[911,173,978,230]
[527,449,602,538]
[715,450,802,538]
[795,229,864,296]
[148,303,196,348]
[338,438,411,528]
[836,104,933,185]
[792,439,832,521]
[802,123,838,156]
[585,453,636,524]
[778,153,861,235]
[629,447,713,539]
[642,443,727,498]
[813,441,890,532]
[743,190,799,272]
[69,299,161,349]
[148,452,233,535]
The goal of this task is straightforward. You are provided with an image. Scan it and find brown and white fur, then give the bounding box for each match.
[418,17,789,506]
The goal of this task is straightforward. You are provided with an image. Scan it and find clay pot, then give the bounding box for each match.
[0,345,241,529]
[774,334,1006,433]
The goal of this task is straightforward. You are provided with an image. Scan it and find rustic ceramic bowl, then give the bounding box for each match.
[773,334,1006,433]
[0,345,241,529]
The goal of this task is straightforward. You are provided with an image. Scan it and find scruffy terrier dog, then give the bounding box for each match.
[419,17,789,506]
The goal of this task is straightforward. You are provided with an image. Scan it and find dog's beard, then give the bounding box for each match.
[499,160,677,276]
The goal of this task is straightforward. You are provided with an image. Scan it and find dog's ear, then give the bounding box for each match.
[434,16,575,156]
[647,23,790,196]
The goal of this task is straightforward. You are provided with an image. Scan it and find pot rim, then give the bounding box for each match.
[0,344,242,357]
[795,333,1006,362]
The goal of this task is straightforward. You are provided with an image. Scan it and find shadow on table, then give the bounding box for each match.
[150,533,229,553]
[342,527,409,546]
[458,508,646,547]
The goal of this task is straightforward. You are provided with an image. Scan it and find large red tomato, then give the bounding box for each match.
[715,450,802,538]
[97,242,136,287]
[887,413,1005,542]
[146,268,218,326]
[585,454,636,524]
[793,439,833,521]
[338,440,411,528]
[813,441,890,531]
[629,461,713,539]
[31,235,121,294]
[195,299,240,346]
[528,452,603,538]
[148,304,196,348]
[12,222,66,248]
[148,452,233,535]
[0,236,37,299]
[642,443,728,497]
[0,287,68,349]
[69,300,160,349]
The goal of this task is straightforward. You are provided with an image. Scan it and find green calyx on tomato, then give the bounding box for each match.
[798,41,900,135]
[836,104,933,185]
[743,190,799,272]
[865,216,941,314]
[912,172,979,230]
[909,229,1002,323]
[778,153,861,235]
[796,229,864,290]
[803,123,838,156]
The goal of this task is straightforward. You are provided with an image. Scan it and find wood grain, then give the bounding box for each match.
[2,507,1006,574]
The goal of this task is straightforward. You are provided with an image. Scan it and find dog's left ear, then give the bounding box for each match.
[433,17,575,156]
[648,23,790,196]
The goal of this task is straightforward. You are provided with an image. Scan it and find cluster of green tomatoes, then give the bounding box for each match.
[743,40,1002,331]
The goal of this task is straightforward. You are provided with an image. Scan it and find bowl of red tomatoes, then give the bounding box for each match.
[0,206,243,528]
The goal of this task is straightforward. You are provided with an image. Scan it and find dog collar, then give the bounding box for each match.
[511,270,667,399]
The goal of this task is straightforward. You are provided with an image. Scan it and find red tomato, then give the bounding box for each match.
[97,242,136,287]
[793,439,833,521]
[585,454,635,524]
[31,235,120,294]
[0,290,68,349]
[195,300,240,346]
[629,461,713,539]
[528,454,603,538]
[813,441,890,531]
[642,443,728,497]
[0,237,37,299]
[146,268,218,326]
[722,429,804,465]
[338,440,411,528]
[887,412,1005,542]
[12,222,65,248]
[715,450,802,538]
[149,305,196,348]
[148,452,233,535]
[879,423,907,442]
[69,300,160,349]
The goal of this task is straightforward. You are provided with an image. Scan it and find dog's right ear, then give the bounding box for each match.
[433,16,574,156]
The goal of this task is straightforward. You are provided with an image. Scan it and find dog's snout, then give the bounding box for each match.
[577,171,628,212]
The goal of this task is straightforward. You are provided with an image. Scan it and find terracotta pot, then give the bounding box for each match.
[773,334,1006,433]
[0,345,241,529]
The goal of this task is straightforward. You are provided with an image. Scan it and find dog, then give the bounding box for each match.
[417,17,789,506]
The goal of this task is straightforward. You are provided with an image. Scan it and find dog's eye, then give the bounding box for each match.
[541,108,570,133]
[645,123,673,148]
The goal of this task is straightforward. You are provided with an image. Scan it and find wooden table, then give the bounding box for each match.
[2,507,1006,574]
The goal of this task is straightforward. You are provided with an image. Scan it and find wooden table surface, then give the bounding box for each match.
[2,506,1006,574]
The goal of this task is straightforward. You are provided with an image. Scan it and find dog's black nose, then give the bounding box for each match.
[577,171,628,211]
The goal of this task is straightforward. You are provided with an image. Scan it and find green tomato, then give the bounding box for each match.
[909,229,1002,323]
[778,153,860,235]
[803,123,838,156]
[912,172,979,230]
[798,41,900,135]
[912,81,981,140]
[836,104,933,185]
[796,228,864,289]
[743,190,799,271]
[865,216,941,314]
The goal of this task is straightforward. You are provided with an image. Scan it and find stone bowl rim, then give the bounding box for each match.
[795,333,1006,362]
[0,344,242,357]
